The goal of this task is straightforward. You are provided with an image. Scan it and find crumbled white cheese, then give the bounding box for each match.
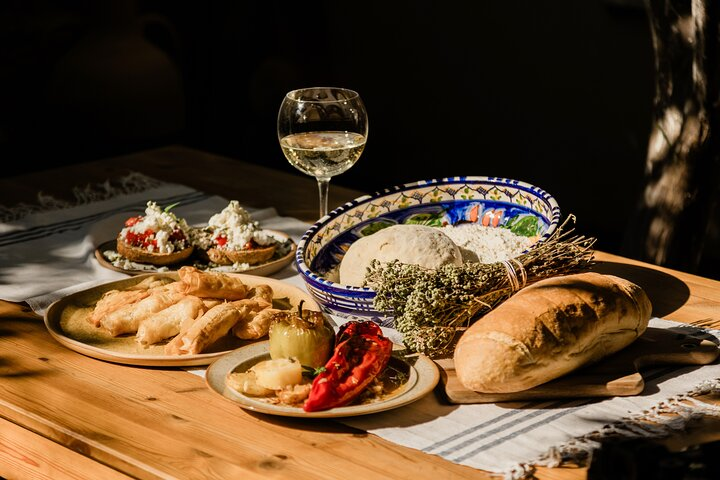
[198,200,277,250]
[208,200,253,228]
[104,250,170,272]
[119,201,190,253]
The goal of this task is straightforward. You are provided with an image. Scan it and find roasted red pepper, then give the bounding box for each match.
[303,321,392,412]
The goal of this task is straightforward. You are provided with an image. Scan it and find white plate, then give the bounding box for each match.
[95,229,296,277]
[44,272,319,367]
[205,341,440,418]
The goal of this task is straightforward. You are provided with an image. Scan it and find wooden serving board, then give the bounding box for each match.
[437,326,720,404]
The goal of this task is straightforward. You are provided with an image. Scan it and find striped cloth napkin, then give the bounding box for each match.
[3,173,720,480]
[0,172,310,311]
[341,317,720,478]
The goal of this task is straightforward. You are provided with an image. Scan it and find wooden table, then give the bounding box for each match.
[1,145,719,480]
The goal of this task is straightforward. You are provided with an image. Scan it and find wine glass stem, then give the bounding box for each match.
[317,177,330,218]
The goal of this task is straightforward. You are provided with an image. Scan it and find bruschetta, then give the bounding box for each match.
[191,200,279,266]
[116,201,194,266]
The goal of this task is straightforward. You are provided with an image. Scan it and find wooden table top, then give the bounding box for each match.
[1,145,719,480]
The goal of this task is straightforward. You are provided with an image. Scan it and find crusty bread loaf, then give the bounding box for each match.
[116,236,194,266]
[453,272,652,393]
[339,224,463,287]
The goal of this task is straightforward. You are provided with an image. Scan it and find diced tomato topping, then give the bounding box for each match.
[124,216,143,227]
[215,235,228,247]
[123,220,186,251]
[124,229,156,248]
[212,236,259,250]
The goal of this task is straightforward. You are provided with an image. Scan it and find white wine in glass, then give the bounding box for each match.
[278,87,368,219]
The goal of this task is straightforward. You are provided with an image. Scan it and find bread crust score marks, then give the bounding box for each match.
[453,272,652,393]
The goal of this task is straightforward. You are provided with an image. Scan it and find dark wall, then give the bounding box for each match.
[1,1,657,257]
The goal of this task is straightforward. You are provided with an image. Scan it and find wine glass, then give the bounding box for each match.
[278,87,368,219]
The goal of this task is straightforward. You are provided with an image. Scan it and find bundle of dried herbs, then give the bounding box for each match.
[364,216,596,357]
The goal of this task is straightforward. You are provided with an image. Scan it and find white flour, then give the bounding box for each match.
[440,224,533,264]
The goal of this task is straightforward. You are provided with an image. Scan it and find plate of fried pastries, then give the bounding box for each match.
[94,230,297,277]
[44,267,320,367]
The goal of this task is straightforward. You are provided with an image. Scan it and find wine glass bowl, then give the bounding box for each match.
[278,87,368,219]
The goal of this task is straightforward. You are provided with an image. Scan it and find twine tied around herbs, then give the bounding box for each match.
[502,258,527,293]
[366,215,597,357]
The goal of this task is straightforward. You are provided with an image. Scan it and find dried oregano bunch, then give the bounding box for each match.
[364,216,596,357]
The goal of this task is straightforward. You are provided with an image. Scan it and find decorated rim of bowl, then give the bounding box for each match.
[295,176,561,294]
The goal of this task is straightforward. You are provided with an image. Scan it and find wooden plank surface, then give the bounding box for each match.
[1,146,720,480]
[0,314,492,480]
[0,416,132,480]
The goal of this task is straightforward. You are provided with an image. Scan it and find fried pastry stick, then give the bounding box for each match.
[175,299,266,354]
[135,295,208,347]
[89,276,174,327]
[233,307,281,340]
[163,298,235,354]
[231,284,275,339]
[98,286,187,336]
[248,284,273,308]
[175,266,249,300]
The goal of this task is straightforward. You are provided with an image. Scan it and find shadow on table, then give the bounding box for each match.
[241,409,372,435]
[590,261,690,318]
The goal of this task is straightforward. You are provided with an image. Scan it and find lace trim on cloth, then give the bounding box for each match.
[0,172,165,223]
[505,378,720,480]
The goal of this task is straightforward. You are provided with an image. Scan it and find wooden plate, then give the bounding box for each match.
[205,342,440,418]
[44,272,319,367]
[94,230,296,277]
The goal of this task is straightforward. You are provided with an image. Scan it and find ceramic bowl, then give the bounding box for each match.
[295,176,561,327]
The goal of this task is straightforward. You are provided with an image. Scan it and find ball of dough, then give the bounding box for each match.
[338,224,463,287]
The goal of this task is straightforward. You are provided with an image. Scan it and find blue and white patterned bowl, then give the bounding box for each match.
[295,176,561,327]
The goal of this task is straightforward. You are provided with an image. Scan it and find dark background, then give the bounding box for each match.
[6,0,714,278]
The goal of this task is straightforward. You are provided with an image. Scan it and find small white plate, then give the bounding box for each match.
[205,341,440,418]
[95,229,296,277]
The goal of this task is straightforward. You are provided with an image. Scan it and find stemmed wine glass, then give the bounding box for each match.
[278,87,368,219]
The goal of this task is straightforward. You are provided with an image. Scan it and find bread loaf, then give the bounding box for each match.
[453,272,652,393]
[339,224,463,287]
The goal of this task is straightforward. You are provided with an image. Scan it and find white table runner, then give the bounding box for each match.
[2,173,719,480]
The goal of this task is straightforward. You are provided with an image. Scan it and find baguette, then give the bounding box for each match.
[453,272,652,393]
